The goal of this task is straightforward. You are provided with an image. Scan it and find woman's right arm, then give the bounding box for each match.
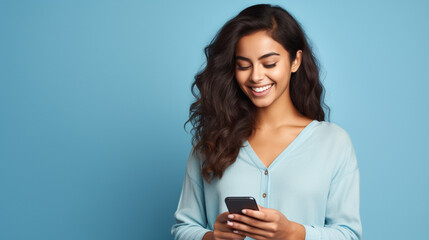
[171,149,211,240]
[171,149,246,240]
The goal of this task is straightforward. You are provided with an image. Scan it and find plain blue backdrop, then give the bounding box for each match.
[1,0,428,239]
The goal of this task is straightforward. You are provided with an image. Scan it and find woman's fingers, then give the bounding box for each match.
[216,211,231,223]
[226,206,293,239]
[233,229,272,240]
[227,219,271,237]
[227,211,277,232]
[241,206,273,222]
[213,228,245,240]
[214,212,246,239]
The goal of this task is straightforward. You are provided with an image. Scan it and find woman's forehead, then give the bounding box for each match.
[235,31,286,58]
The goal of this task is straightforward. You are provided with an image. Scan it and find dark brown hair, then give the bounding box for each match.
[184,4,330,183]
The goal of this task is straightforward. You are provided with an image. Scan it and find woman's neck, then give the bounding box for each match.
[254,91,308,130]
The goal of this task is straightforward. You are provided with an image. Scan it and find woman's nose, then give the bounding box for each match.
[251,65,264,82]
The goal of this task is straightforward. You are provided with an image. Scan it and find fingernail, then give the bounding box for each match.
[228,214,234,219]
[227,221,233,226]
[242,209,247,214]
[233,230,239,234]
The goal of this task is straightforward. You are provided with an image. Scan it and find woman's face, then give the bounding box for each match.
[235,30,302,108]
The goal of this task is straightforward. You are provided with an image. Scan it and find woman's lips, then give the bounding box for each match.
[249,84,273,97]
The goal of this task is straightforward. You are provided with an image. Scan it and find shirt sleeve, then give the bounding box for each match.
[303,134,362,240]
[171,148,211,240]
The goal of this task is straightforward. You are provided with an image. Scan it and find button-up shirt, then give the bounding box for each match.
[171,120,362,240]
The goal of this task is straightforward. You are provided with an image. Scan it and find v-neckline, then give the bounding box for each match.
[243,119,318,170]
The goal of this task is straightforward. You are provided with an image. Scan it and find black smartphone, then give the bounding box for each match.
[225,196,259,214]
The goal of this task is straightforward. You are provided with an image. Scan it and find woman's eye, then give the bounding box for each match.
[236,62,276,70]
[237,65,251,70]
[264,63,277,68]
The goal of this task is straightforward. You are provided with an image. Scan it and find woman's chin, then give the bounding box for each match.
[250,99,273,108]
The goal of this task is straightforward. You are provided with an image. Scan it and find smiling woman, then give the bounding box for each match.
[172,4,361,240]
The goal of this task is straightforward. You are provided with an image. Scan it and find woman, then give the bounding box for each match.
[172,4,361,240]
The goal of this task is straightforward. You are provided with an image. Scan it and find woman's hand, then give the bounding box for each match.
[226,205,305,240]
[208,211,247,240]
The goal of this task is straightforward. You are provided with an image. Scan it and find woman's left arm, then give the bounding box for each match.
[303,165,361,240]
[300,136,362,240]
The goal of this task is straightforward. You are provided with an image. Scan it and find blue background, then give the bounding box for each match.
[1,0,428,239]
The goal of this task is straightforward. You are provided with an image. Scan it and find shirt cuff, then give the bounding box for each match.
[303,224,321,240]
[197,229,211,240]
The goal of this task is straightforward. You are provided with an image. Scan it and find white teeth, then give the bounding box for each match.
[252,84,273,92]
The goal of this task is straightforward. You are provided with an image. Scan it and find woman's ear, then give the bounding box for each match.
[291,50,303,73]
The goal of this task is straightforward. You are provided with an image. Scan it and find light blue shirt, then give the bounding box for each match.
[171,120,362,240]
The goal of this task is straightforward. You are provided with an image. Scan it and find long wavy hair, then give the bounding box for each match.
[184,4,330,183]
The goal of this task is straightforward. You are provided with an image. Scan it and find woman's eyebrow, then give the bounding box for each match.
[235,52,280,62]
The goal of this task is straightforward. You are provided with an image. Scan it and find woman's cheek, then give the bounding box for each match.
[268,68,290,84]
[270,68,282,79]
[235,71,248,85]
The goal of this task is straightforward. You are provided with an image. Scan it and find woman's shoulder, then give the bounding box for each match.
[311,121,358,171]
[181,146,206,185]
[186,147,204,168]
[312,120,354,146]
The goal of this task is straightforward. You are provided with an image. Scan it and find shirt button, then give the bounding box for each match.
[262,193,267,198]
[264,170,268,175]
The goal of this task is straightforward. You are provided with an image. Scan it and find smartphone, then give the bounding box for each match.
[225,196,259,214]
